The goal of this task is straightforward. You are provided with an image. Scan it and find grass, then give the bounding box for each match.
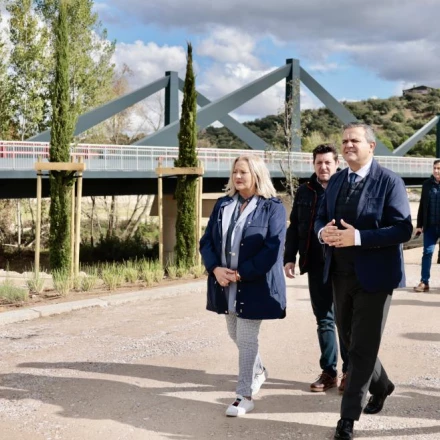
[80,266,99,292]
[101,263,125,290]
[52,269,72,296]
[0,256,206,306]
[122,261,139,283]
[0,279,29,303]
[25,270,46,294]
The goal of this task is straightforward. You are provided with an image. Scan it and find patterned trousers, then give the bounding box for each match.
[225,314,263,397]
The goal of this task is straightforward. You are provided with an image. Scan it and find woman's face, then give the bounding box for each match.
[233,160,255,196]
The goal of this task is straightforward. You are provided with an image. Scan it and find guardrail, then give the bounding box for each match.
[0,140,435,177]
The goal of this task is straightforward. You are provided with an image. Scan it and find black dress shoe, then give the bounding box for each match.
[364,382,395,414]
[334,418,354,439]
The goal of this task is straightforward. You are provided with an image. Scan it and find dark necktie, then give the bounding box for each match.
[349,172,358,185]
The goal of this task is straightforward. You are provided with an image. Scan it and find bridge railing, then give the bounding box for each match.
[0,140,435,177]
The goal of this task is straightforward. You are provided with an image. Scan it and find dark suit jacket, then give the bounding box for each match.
[314,159,413,292]
[416,176,438,230]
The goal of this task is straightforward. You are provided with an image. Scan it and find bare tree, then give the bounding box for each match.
[273,81,300,204]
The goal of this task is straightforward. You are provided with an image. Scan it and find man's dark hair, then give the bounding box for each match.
[312,143,339,163]
[434,159,440,166]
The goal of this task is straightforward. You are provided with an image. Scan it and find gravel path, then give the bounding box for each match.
[0,252,439,440]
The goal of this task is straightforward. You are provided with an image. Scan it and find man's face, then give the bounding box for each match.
[342,127,375,170]
[314,152,339,183]
[433,162,440,182]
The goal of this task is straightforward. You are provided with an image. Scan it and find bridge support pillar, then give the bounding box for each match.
[162,194,177,265]
[286,59,301,152]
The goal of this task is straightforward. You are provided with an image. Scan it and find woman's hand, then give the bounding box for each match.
[213,267,236,286]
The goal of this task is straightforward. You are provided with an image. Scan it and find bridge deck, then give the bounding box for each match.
[0,141,433,198]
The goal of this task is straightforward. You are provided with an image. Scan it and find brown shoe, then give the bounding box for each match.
[310,372,337,392]
[414,282,429,292]
[338,373,347,394]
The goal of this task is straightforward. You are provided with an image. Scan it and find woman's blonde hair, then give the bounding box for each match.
[225,155,277,198]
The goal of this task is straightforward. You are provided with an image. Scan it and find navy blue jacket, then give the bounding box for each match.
[315,160,413,292]
[200,195,287,320]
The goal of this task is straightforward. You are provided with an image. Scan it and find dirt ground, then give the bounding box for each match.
[0,249,439,440]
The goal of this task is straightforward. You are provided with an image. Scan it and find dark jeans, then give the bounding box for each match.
[421,225,440,284]
[332,272,392,420]
[307,268,349,377]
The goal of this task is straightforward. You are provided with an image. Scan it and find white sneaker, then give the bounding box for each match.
[225,395,255,417]
[251,367,268,396]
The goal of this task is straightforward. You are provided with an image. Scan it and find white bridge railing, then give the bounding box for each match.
[0,140,434,177]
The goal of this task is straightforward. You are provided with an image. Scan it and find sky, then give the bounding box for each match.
[6,0,440,128]
[93,0,440,125]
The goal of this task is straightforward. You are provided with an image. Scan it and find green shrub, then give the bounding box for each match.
[80,266,99,291]
[72,275,83,291]
[0,280,29,303]
[80,234,158,263]
[122,261,139,283]
[25,271,46,294]
[153,266,165,283]
[391,111,405,123]
[81,274,99,292]
[190,265,206,278]
[101,263,125,290]
[166,265,178,280]
[138,259,162,286]
[176,265,189,278]
[52,269,71,296]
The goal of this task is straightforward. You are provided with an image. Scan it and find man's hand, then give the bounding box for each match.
[333,219,355,247]
[320,219,339,245]
[213,267,236,286]
[415,227,423,237]
[284,262,296,279]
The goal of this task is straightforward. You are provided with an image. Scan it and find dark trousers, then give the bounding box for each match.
[308,268,349,377]
[332,272,392,421]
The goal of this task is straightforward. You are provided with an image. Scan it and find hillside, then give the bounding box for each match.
[198,89,440,156]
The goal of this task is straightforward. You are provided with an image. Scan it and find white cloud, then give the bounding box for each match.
[113,41,188,90]
[106,0,440,90]
[308,62,340,73]
[112,35,323,129]
[197,27,261,69]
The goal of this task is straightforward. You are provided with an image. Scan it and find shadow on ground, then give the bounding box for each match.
[0,362,437,439]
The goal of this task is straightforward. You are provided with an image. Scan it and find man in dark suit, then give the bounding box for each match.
[315,122,412,440]
[284,144,348,393]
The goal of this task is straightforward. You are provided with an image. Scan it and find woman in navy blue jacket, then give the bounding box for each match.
[199,154,286,417]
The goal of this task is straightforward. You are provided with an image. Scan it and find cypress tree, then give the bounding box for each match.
[174,42,198,268]
[49,0,76,270]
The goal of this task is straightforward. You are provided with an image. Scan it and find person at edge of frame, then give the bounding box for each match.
[413,159,440,292]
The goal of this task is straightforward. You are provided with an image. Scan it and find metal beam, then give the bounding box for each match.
[286,59,301,152]
[180,79,268,150]
[165,71,179,126]
[29,76,170,142]
[135,64,291,146]
[393,115,440,156]
[299,67,390,156]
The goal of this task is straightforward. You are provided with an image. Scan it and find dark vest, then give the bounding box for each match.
[332,175,369,273]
